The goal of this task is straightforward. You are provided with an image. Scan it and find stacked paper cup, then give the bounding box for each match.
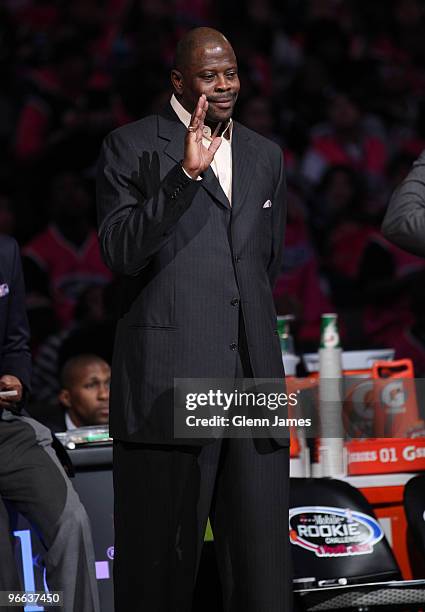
[277,315,300,376]
[314,313,345,477]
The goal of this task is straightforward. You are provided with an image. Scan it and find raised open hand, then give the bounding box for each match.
[182,94,222,179]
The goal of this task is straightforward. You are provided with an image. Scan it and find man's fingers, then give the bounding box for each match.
[190,95,206,123]
[189,113,200,129]
[199,101,207,129]
[188,111,200,133]
[197,96,207,124]
[187,95,209,137]
[0,397,18,405]
[208,136,222,156]
[0,388,21,406]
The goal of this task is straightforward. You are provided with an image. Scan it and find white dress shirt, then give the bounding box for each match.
[170,94,233,204]
[65,411,77,430]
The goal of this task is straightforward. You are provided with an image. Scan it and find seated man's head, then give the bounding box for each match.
[59,354,110,427]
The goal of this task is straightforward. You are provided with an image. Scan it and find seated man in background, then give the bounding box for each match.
[30,355,110,433]
[0,234,100,612]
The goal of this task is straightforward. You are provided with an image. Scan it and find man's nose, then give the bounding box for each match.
[215,75,231,91]
[98,384,109,399]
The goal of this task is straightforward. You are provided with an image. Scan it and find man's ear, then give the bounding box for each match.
[58,389,71,409]
[171,69,184,95]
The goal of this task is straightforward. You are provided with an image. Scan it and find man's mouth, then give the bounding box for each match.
[209,98,234,109]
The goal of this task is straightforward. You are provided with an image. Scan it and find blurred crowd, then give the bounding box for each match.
[2,0,425,412]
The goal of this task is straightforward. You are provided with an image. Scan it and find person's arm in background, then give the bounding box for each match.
[0,239,31,410]
[382,150,425,256]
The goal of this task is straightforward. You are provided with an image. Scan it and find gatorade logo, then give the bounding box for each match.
[381,381,407,414]
[289,506,383,557]
[323,322,339,348]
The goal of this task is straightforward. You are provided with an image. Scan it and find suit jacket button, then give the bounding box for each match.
[234,255,241,263]
[229,342,238,351]
[230,298,239,307]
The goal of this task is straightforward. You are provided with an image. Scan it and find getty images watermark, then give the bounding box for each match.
[175,376,425,441]
[174,378,313,439]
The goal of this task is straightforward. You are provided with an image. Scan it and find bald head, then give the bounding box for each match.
[174,28,234,72]
[171,27,240,125]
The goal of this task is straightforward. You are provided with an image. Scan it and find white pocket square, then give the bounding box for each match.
[263,200,272,208]
[0,283,9,298]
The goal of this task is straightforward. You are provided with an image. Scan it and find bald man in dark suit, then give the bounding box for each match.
[97,28,291,612]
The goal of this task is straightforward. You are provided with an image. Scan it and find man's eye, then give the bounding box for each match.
[202,74,214,81]
[226,72,237,78]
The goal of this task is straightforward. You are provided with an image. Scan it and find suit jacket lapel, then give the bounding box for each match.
[158,109,185,166]
[231,122,257,212]
[158,107,230,210]
[201,166,230,209]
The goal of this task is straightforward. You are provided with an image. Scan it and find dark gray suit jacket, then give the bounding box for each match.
[382,150,425,256]
[96,105,287,444]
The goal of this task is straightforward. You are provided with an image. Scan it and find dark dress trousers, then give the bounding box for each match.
[97,105,291,612]
[382,149,425,256]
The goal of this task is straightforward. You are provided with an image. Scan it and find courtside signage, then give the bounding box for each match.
[347,438,425,474]
[289,506,383,557]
